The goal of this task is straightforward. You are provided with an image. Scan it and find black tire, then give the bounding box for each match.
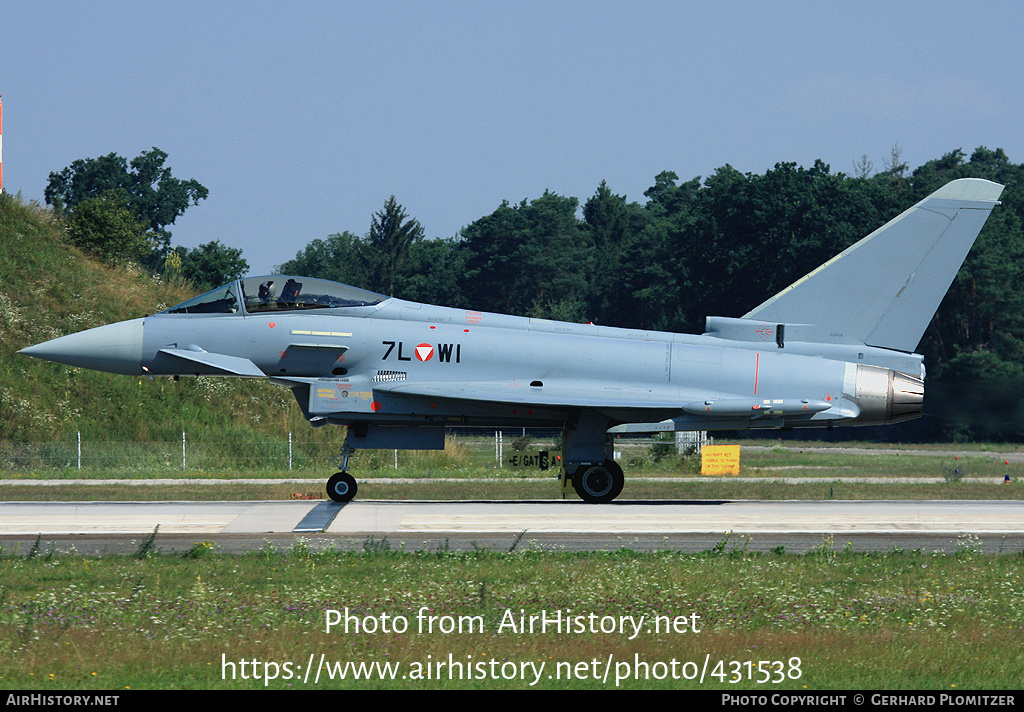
[573,462,624,504]
[606,460,625,500]
[326,471,358,503]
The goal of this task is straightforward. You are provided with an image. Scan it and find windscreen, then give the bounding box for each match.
[239,276,387,313]
[163,284,240,314]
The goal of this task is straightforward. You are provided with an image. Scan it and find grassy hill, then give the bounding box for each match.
[0,192,332,449]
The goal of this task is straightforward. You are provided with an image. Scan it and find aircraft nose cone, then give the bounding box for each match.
[19,318,145,376]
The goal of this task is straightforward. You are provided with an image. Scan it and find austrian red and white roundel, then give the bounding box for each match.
[415,343,434,361]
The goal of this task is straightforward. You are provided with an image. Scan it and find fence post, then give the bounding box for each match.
[77,431,81,470]
[288,431,293,471]
[182,431,186,471]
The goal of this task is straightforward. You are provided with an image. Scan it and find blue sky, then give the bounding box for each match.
[3,1,1022,275]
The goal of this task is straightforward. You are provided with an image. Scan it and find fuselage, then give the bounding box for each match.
[22,275,923,434]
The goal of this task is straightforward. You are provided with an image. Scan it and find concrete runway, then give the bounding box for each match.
[1,499,1022,554]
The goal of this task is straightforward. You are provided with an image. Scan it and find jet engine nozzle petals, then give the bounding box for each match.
[851,365,923,425]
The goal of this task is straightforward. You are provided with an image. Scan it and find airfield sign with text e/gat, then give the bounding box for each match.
[505,451,552,470]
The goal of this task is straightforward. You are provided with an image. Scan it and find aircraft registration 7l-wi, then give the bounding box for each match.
[20,179,1004,503]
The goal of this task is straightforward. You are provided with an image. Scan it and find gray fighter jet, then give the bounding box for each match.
[19,178,1004,503]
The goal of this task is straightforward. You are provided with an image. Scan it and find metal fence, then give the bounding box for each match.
[0,432,333,473]
[0,429,557,473]
[0,429,693,473]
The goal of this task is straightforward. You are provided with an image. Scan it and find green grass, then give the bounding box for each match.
[738,448,1017,479]
[1,542,1022,689]
[757,439,1024,453]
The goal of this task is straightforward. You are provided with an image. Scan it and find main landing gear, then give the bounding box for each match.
[572,460,624,504]
[326,445,358,503]
[323,437,627,504]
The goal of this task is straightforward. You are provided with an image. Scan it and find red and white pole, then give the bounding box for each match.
[0,92,4,194]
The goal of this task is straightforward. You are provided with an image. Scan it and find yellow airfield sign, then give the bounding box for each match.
[701,445,741,475]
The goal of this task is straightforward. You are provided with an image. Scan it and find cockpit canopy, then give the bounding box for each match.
[161,276,388,315]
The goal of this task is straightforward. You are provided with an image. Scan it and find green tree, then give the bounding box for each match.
[45,147,208,256]
[393,237,466,306]
[277,199,445,302]
[913,147,1024,381]
[460,192,594,319]
[656,160,897,331]
[276,231,370,287]
[583,181,655,327]
[643,170,702,219]
[65,190,150,261]
[178,241,249,288]
[362,196,425,295]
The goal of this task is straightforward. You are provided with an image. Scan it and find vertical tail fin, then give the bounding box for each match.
[744,178,1004,352]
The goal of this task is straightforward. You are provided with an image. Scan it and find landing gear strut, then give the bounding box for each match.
[326,444,358,503]
[572,460,624,504]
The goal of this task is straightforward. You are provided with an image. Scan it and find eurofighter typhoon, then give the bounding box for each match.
[19,179,1004,503]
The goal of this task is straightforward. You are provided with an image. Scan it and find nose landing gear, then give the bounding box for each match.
[326,471,357,503]
[326,444,358,503]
